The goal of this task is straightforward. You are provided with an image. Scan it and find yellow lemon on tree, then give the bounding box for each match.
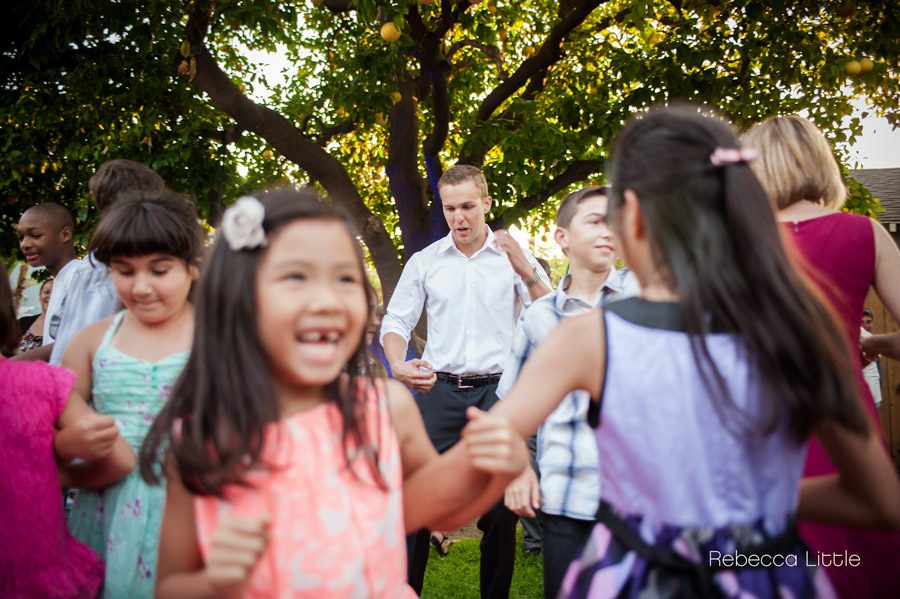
[859,58,874,73]
[381,22,401,42]
[845,60,861,76]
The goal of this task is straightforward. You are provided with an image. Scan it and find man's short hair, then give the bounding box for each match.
[89,159,166,213]
[23,203,74,233]
[438,165,489,198]
[556,186,609,228]
[863,307,874,318]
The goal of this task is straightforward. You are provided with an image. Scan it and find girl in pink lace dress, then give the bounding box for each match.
[0,262,135,598]
[140,189,527,598]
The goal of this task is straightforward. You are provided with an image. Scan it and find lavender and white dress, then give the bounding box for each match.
[561,298,833,598]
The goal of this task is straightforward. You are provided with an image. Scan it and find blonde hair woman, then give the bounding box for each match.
[745,114,900,598]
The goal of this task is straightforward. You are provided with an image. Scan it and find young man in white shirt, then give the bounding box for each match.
[381,165,551,598]
[13,203,80,361]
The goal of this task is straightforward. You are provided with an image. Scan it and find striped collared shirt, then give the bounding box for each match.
[496,267,638,520]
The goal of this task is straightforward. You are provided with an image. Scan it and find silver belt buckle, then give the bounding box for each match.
[457,376,474,389]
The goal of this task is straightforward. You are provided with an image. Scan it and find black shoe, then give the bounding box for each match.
[430,532,451,557]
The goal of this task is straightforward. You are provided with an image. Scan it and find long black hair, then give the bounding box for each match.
[140,188,381,495]
[607,105,866,440]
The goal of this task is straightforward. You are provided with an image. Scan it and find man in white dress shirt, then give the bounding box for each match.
[381,164,551,598]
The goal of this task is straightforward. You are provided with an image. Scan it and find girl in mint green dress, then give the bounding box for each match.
[64,191,202,598]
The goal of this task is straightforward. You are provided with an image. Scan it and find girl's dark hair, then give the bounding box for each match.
[607,104,866,440]
[0,262,20,356]
[89,190,204,267]
[140,188,380,496]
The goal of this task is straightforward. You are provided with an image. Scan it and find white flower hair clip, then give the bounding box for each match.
[709,147,758,167]
[221,195,267,251]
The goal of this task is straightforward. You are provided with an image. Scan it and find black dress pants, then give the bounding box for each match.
[540,512,595,599]
[406,380,517,599]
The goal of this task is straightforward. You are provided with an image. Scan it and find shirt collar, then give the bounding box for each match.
[438,225,500,256]
[556,265,625,311]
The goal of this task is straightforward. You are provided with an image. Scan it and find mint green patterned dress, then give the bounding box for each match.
[68,311,188,598]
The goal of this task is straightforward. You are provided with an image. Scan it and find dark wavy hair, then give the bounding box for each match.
[607,105,866,440]
[140,188,381,496]
[88,190,204,268]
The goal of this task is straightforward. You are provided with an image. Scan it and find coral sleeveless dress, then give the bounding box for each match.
[193,382,415,598]
[785,212,900,598]
[67,311,188,598]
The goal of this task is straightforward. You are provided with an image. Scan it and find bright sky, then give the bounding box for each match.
[845,113,900,169]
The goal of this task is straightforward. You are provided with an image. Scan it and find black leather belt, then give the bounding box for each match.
[435,372,502,389]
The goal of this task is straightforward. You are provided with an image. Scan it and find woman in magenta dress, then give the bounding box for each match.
[746,114,900,597]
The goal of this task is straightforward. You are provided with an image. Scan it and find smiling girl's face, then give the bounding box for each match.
[254,219,369,397]
[109,253,196,325]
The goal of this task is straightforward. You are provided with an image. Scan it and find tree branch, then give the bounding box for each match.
[472,0,604,124]
[422,64,451,158]
[316,120,356,146]
[322,0,353,13]
[447,40,508,80]
[459,3,623,166]
[490,159,604,229]
[436,0,472,39]
[198,125,244,144]
[183,0,403,299]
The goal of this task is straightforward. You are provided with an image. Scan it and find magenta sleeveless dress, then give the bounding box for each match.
[0,360,103,598]
[785,211,900,597]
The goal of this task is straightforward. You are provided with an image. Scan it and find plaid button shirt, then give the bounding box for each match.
[496,267,638,520]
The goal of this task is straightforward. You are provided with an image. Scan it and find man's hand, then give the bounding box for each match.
[493,230,532,278]
[392,358,437,393]
[54,412,120,462]
[504,465,541,518]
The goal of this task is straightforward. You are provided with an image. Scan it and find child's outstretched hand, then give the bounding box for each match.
[205,515,270,596]
[54,412,120,462]
[462,407,527,476]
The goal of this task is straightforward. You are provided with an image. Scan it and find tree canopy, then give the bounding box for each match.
[3,0,898,300]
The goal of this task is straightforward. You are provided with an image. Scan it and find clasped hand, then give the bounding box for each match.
[54,411,121,462]
[461,407,527,477]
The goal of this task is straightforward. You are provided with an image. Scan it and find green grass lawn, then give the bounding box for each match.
[422,528,543,598]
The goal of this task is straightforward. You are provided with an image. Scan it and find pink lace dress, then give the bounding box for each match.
[193,382,416,598]
[0,360,103,598]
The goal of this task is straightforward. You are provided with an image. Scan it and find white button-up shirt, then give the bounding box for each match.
[42,257,84,345]
[380,227,549,375]
[48,253,121,366]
